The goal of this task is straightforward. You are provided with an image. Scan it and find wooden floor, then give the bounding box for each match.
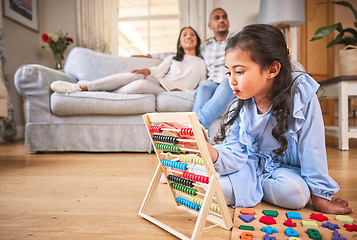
[0,139,356,240]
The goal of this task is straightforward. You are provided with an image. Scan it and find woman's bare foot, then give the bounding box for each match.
[311,194,353,214]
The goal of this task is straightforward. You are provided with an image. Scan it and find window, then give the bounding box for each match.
[118,0,180,56]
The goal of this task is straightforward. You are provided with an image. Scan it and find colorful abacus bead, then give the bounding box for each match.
[192,196,220,213]
[183,171,209,184]
[180,128,194,136]
[176,197,201,211]
[152,134,179,144]
[149,126,163,133]
[179,155,204,165]
[210,202,220,212]
[167,174,194,187]
[170,182,198,196]
[161,159,188,171]
[165,152,172,159]
[155,143,182,153]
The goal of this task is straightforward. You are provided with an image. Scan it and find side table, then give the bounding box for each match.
[319,76,357,150]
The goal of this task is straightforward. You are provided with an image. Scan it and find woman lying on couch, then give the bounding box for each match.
[51,27,207,94]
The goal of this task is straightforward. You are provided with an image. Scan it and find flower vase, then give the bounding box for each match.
[54,53,64,70]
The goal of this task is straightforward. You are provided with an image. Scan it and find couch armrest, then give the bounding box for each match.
[15,64,76,99]
[14,64,77,123]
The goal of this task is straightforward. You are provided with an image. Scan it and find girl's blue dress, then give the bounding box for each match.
[213,72,339,208]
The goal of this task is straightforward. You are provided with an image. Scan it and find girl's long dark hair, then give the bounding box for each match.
[173,26,202,61]
[214,24,293,157]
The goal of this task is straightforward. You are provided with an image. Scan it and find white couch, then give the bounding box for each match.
[15,47,219,152]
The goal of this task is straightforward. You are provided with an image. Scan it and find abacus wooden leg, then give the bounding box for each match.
[138,163,163,215]
[211,174,233,230]
[139,170,231,240]
[191,172,220,239]
[138,163,193,240]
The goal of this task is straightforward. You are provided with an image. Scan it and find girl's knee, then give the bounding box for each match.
[219,176,235,206]
[263,169,310,209]
[280,183,310,209]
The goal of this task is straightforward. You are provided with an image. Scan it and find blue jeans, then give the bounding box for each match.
[192,78,236,129]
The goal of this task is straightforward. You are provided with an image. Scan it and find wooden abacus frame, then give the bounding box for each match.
[139,112,233,240]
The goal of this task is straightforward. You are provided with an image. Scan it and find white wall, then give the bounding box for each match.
[207,0,299,61]
[37,1,77,68]
[210,0,357,75]
[208,0,261,37]
[334,1,357,75]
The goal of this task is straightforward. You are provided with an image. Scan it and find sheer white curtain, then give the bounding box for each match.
[179,0,209,41]
[76,0,119,55]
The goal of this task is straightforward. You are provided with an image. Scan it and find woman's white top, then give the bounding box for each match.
[149,54,207,91]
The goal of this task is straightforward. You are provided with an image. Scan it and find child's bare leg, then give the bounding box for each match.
[311,194,353,214]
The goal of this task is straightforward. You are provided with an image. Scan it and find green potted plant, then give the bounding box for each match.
[310,1,357,75]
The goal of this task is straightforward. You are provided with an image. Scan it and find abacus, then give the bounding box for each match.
[139,112,232,240]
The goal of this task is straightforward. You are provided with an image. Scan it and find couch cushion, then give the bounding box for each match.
[64,47,162,81]
[51,92,156,116]
[156,91,195,112]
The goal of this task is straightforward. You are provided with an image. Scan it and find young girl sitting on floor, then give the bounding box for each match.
[51,27,206,94]
[166,24,352,215]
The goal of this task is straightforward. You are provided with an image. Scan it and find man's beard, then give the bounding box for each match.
[218,29,228,36]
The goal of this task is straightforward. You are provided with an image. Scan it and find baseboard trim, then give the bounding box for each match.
[16,125,25,140]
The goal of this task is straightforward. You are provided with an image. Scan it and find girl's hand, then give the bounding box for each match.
[130,68,150,78]
[161,122,197,150]
[161,122,219,163]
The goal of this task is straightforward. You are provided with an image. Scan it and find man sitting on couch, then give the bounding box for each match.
[192,8,236,132]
